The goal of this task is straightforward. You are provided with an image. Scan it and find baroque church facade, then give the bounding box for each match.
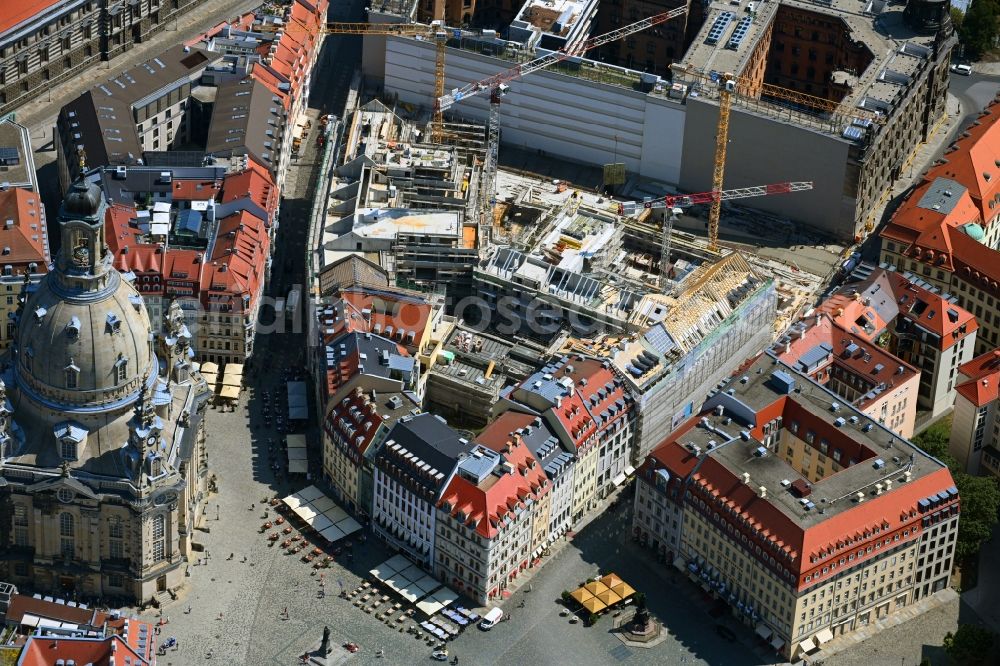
[0,177,211,604]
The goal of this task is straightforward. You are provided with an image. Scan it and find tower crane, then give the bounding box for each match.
[669,64,881,252]
[618,181,813,283]
[323,21,451,143]
[436,7,690,228]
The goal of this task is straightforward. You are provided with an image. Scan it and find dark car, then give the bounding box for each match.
[715,624,737,642]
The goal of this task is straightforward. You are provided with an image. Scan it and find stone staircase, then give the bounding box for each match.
[153,590,174,608]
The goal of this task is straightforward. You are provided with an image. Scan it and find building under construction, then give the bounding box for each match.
[322,100,488,302]
[351,0,955,241]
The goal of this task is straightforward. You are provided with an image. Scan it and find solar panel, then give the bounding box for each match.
[727,16,753,50]
[705,12,735,45]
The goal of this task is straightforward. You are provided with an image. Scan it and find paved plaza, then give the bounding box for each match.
[142,367,766,666]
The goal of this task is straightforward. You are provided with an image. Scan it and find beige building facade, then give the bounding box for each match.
[0,179,210,604]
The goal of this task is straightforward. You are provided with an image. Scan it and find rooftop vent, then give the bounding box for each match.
[834,417,847,427]
[753,446,767,457]
[873,458,886,470]
[790,479,811,498]
[780,479,791,488]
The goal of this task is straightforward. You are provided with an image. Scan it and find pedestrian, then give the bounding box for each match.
[217,612,224,620]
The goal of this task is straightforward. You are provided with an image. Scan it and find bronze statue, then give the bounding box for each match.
[321,625,331,654]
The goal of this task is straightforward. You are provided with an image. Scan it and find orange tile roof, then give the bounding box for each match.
[221,156,279,216]
[0,188,50,272]
[0,0,62,34]
[816,269,976,351]
[882,94,1000,287]
[956,349,1000,407]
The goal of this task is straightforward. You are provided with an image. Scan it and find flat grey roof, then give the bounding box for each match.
[686,354,949,529]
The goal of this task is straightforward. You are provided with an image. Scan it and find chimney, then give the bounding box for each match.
[875,482,884,495]
[904,471,912,483]
[855,491,865,503]
[742,472,750,485]
[884,479,892,492]
[758,485,767,498]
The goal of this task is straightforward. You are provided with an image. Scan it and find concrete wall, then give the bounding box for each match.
[679,96,857,240]
[379,37,686,184]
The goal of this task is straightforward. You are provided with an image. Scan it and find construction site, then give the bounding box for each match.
[321,93,836,329]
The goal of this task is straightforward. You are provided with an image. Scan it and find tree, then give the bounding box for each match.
[913,418,1000,562]
[943,625,997,665]
[954,473,1000,560]
[960,0,1000,59]
[951,7,966,33]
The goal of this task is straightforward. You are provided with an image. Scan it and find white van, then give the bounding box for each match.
[479,607,503,630]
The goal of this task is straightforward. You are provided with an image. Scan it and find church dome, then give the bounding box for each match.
[12,176,156,413]
[61,179,104,219]
[15,273,154,411]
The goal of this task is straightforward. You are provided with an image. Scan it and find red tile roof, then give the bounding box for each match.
[641,364,958,588]
[18,616,156,665]
[476,411,538,451]
[551,389,597,450]
[105,160,275,316]
[559,356,632,433]
[816,269,976,351]
[774,314,919,409]
[249,63,291,110]
[324,388,387,460]
[5,595,108,627]
[221,156,279,215]
[438,442,549,539]
[0,188,50,272]
[882,94,1000,288]
[0,0,61,34]
[956,349,1000,406]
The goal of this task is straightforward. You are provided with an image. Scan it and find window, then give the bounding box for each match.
[65,364,79,389]
[59,512,75,557]
[115,355,128,383]
[13,504,28,546]
[153,514,164,539]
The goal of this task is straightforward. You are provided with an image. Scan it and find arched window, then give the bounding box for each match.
[59,512,74,537]
[152,515,164,540]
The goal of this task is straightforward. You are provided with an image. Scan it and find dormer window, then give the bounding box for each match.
[66,316,80,339]
[114,354,128,383]
[106,312,121,334]
[65,360,80,389]
[60,438,76,460]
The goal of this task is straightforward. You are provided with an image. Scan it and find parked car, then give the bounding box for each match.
[951,63,972,76]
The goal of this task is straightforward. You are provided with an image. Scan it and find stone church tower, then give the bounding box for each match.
[0,176,211,604]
